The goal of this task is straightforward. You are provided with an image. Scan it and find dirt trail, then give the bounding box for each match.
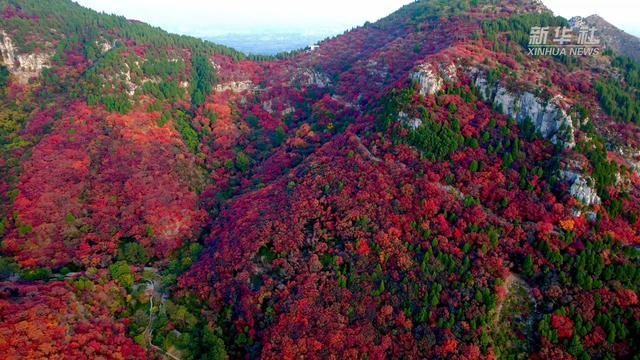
[495,274,530,322]
[144,279,182,360]
[491,273,538,357]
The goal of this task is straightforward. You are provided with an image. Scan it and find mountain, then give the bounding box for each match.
[0,0,638,359]
[570,14,640,63]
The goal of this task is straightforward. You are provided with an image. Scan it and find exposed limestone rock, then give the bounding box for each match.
[561,170,601,206]
[442,63,458,82]
[410,62,460,96]
[330,94,355,109]
[411,63,444,96]
[122,63,137,96]
[474,71,576,148]
[214,80,255,93]
[585,211,598,222]
[398,111,422,130]
[616,147,640,176]
[293,68,331,88]
[282,107,295,116]
[0,31,52,84]
[99,61,139,96]
[97,39,113,54]
[366,59,390,84]
[632,153,640,176]
[262,100,273,114]
[574,116,590,130]
[410,64,575,147]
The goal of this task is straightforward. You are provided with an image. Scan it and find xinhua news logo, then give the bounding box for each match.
[527,26,602,56]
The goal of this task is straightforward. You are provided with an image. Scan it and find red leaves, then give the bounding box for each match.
[173,35,640,358]
[2,6,638,358]
[250,103,280,132]
[211,101,241,150]
[436,339,459,356]
[551,314,574,339]
[532,338,575,360]
[616,288,639,307]
[536,222,554,239]
[180,126,521,356]
[584,326,606,348]
[356,240,371,256]
[0,281,146,359]
[434,214,451,237]
[4,103,204,268]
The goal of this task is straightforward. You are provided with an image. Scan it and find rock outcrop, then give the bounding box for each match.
[214,80,255,93]
[633,154,640,176]
[409,63,575,148]
[0,31,52,84]
[474,72,576,148]
[292,68,331,88]
[262,100,273,114]
[411,63,444,96]
[97,39,114,54]
[282,107,295,116]
[616,147,640,176]
[366,59,390,86]
[398,111,422,130]
[561,170,601,206]
[122,63,137,96]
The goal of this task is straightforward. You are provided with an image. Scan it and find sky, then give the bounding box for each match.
[545,0,640,37]
[73,0,412,37]
[74,0,640,38]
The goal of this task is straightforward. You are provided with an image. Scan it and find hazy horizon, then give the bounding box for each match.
[73,0,412,38]
[73,0,640,55]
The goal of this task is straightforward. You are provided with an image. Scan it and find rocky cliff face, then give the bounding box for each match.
[474,72,576,148]
[411,63,444,96]
[560,170,601,206]
[617,147,640,176]
[398,111,422,130]
[214,80,255,93]
[292,68,331,88]
[410,62,458,96]
[97,39,114,54]
[410,62,576,148]
[0,31,52,84]
[632,153,640,176]
[122,62,137,96]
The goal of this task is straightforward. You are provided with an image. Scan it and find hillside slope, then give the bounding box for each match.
[579,15,640,62]
[0,0,638,359]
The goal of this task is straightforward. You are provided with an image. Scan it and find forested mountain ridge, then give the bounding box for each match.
[0,0,638,359]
